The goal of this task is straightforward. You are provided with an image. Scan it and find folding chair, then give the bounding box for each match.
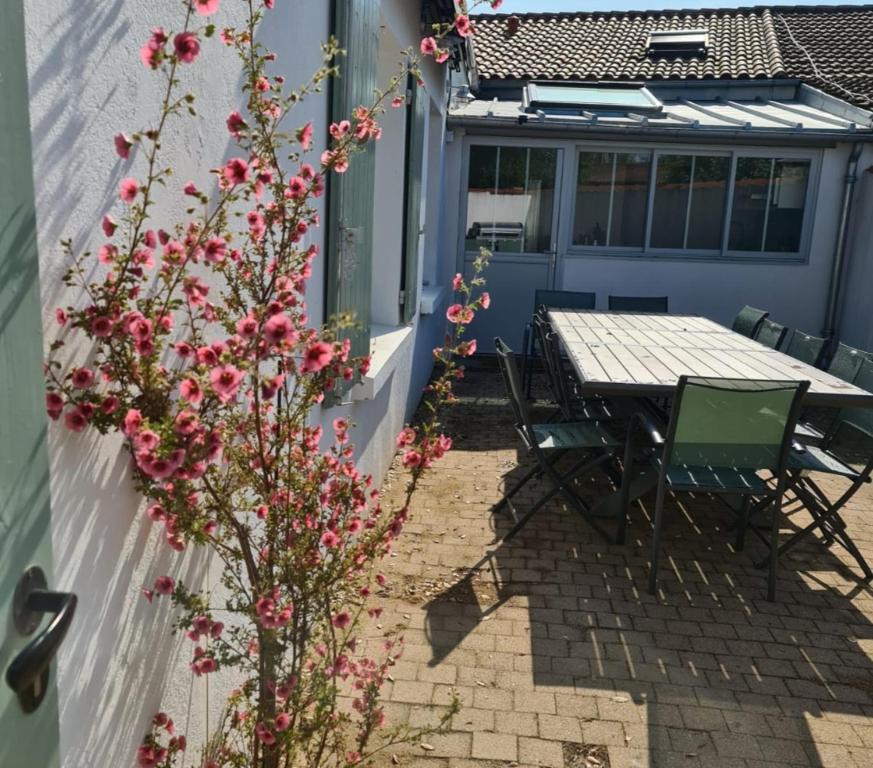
[783,330,828,369]
[732,306,769,338]
[521,289,595,399]
[494,337,624,543]
[754,318,788,350]
[757,358,873,581]
[608,295,669,313]
[644,376,809,600]
[533,313,612,423]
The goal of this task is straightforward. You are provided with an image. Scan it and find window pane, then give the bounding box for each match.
[651,155,692,249]
[686,156,730,250]
[765,160,810,252]
[573,152,612,246]
[610,152,651,247]
[465,146,557,253]
[729,157,773,251]
[465,146,497,251]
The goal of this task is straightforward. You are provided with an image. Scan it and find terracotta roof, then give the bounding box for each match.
[470,5,873,107]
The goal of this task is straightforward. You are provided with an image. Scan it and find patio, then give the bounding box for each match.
[366,361,873,768]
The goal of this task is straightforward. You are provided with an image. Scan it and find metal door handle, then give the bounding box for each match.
[6,586,77,713]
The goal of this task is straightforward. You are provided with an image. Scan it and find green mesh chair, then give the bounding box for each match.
[494,337,624,543]
[533,314,612,423]
[521,289,595,398]
[646,377,809,600]
[783,330,828,368]
[754,318,788,350]
[732,306,769,338]
[761,358,873,581]
[608,295,669,313]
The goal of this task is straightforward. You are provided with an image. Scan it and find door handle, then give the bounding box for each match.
[6,567,77,713]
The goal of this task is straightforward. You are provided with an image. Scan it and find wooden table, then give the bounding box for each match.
[549,310,873,408]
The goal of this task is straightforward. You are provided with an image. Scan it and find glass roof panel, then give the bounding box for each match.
[525,83,662,113]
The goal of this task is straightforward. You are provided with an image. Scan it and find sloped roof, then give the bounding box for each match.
[470,5,873,107]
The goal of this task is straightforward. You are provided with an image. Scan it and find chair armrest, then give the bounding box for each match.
[625,410,665,448]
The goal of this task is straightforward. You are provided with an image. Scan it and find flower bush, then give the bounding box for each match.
[45,1,497,766]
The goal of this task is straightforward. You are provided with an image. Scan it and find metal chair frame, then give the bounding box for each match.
[732,306,769,339]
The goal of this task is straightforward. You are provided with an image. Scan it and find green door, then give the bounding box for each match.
[0,2,64,766]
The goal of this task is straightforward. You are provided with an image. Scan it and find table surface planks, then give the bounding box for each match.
[549,311,873,408]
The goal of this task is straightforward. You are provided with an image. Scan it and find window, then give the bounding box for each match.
[651,154,730,250]
[465,145,558,254]
[525,82,662,114]
[647,29,709,56]
[574,151,651,247]
[570,148,814,259]
[728,158,811,253]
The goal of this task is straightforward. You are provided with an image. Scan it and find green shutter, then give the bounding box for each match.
[401,75,427,324]
[327,0,379,358]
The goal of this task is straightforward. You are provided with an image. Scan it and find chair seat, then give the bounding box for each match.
[652,457,770,493]
[532,421,620,451]
[789,444,860,479]
[794,421,825,442]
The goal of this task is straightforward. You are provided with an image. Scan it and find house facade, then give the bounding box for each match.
[3,0,459,765]
[445,6,873,352]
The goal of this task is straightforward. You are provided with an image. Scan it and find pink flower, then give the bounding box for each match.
[332,612,351,630]
[329,120,351,139]
[274,713,291,732]
[481,292,491,309]
[452,273,464,291]
[286,176,306,199]
[98,244,117,264]
[264,313,296,346]
[420,37,438,55]
[180,378,204,406]
[223,158,249,186]
[71,367,95,389]
[193,0,220,16]
[134,429,160,451]
[446,303,474,324]
[210,364,244,403]
[183,181,199,196]
[139,28,167,69]
[119,178,139,203]
[46,392,64,421]
[455,14,473,37]
[114,133,133,159]
[402,450,423,468]
[457,339,477,357]
[55,308,67,325]
[122,408,143,437]
[64,407,89,432]
[101,396,119,415]
[300,342,332,373]
[320,530,340,548]
[298,122,313,150]
[396,427,416,447]
[90,316,114,338]
[226,111,247,137]
[255,723,276,746]
[173,32,200,64]
[204,237,227,263]
[102,215,117,236]
[154,576,175,595]
[236,314,259,339]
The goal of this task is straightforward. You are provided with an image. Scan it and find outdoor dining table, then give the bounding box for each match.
[548,310,873,408]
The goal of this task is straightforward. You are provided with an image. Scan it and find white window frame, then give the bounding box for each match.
[566,141,822,264]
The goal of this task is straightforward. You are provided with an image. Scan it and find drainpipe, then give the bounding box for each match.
[822,142,864,342]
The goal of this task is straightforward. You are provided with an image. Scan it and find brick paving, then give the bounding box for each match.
[365,362,873,768]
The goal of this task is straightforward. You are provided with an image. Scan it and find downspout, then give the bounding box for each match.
[822,142,863,341]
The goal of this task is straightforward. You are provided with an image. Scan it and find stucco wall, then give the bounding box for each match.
[24,0,445,764]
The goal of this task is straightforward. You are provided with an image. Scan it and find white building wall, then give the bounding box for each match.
[24,0,447,764]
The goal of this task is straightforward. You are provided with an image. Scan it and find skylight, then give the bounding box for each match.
[647,29,709,55]
[524,82,663,114]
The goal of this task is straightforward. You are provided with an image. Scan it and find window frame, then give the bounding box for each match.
[566,141,821,264]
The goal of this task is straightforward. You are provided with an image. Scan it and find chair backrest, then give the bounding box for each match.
[608,295,669,313]
[784,330,827,369]
[754,318,788,350]
[494,337,534,439]
[533,315,564,404]
[834,358,873,441]
[732,306,769,338]
[533,289,595,314]
[664,377,809,472]
[828,342,870,384]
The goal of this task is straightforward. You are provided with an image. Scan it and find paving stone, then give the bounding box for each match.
[471,732,517,762]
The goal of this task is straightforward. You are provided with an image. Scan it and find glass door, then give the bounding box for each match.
[462,143,562,351]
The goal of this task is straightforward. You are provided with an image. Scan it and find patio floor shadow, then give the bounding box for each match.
[365,361,873,768]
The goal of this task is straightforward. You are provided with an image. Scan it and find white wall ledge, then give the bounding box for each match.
[352,323,415,401]
[420,284,447,315]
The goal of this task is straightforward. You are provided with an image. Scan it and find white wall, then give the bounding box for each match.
[24,1,330,765]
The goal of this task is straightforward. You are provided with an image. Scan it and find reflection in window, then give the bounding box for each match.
[651,155,730,250]
[465,146,557,253]
[729,158,810,253]
[574,151,651,247]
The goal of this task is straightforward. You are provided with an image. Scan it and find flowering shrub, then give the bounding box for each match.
[45,1,494,766]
